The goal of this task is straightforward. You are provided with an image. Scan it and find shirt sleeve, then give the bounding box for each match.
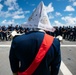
[51,38,61,75]
[9,39,19,73]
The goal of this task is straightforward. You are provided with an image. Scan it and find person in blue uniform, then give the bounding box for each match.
[9,1,61,75]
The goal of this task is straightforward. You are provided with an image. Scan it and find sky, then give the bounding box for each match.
[0,0,76,27]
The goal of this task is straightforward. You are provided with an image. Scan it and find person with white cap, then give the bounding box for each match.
[9,1,61,75]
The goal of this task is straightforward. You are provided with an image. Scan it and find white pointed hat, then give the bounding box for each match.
[23,1,55,32]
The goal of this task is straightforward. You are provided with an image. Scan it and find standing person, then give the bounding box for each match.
[0,26,2,41]
[9,1,61,75]
[2,25,8,41]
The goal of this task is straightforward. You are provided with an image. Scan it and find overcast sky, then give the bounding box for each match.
[0,0,76,27]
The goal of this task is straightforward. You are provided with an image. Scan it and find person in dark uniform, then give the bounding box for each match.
[0,26,2,41]
[73,26,76,41]
[9,1,61,75]
[1,25,8,41]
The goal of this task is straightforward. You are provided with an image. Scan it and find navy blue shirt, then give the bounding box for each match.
[9,31,61,75]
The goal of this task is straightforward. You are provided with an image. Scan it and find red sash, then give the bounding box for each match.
[18,34,54,75]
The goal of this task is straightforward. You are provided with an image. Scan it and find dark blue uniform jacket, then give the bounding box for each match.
[9,31,61,75]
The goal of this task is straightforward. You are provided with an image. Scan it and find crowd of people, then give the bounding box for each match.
[0,24,29,41]
[54,26,76,41]
[0,24,76,41]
